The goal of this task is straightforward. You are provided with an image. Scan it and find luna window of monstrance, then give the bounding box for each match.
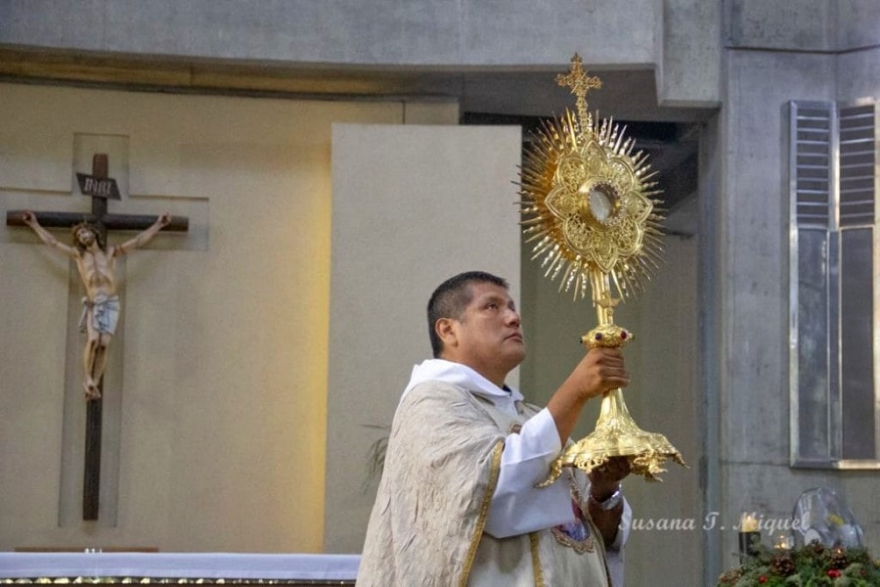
[519,53,686,484]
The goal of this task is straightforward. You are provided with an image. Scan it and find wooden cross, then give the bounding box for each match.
[6,153,188,521]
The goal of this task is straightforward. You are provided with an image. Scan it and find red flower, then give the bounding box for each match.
[759,577,767,584]
[827,569,842,578]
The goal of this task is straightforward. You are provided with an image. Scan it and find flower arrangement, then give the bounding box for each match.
[717,542,880,586]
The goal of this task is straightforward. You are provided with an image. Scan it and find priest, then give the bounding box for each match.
[359,271,633,586]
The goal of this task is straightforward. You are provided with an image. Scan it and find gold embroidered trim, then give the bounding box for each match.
[529,532,545,587]
[551,525,596,554]
[573,467,613,586]
[586,516,614,587]
[459,441,503,587]
[549,469,598,553]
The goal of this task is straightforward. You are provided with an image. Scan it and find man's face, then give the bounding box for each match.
[442,281,525,384]
[76,227,95,246]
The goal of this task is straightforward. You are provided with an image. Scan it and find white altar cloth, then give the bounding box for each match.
[0,553,360,581]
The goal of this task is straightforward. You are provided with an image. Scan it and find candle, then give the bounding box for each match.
[741,513,759,533]
[739,513,761,560]
[773,532,794,550]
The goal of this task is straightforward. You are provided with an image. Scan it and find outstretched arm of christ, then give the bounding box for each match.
[21,211,78,258]
[113,212,172,256]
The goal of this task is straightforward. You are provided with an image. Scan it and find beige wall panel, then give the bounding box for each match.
[0,248,69,534]
[324,123,522,552]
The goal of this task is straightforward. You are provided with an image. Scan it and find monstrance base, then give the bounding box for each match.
[537,391,687,487]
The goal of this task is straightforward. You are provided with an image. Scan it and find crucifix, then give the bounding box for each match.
[6,153,188,521]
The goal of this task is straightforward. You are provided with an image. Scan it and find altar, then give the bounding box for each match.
[0,553,359,586]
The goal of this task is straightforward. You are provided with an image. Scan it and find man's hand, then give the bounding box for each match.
[157,212,172,227]
[568,347,630,403]
[587,456,631,501]
[547,347,629,446]
[587,456,630,546]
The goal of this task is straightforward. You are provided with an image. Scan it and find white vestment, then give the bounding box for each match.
[358,360,630,586]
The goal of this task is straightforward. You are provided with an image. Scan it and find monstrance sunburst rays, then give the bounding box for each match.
[518,54,686,484]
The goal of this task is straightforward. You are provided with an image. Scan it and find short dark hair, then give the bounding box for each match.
[427,271,509,358]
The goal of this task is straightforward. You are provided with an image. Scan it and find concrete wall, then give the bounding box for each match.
[836,1,880,51]
[662,0,722,107]
[838,46,880,102]
[720,48,834,572]
[727,0,880,52]
[716,0,880,576]
[0,0,721,108]
[0,0,655,65]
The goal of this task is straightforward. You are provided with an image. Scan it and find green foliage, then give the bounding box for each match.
[717,542,880,587]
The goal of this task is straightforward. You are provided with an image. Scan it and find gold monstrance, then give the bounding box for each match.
[520,54,686,485]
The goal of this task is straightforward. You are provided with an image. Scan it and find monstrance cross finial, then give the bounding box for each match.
[555,53,602,130]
